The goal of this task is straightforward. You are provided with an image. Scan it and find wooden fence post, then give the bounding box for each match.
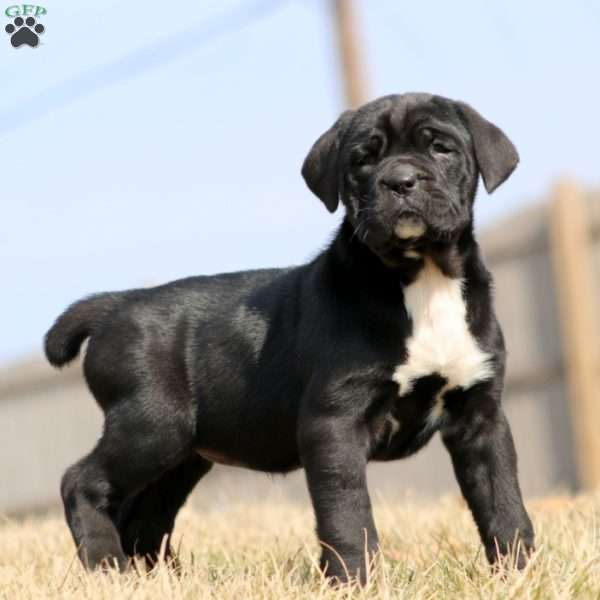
[332,0,369,108]
[549,179,600,489]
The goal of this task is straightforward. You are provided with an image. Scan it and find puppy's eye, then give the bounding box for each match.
[352,137,383,166]
[368,135,383,152]
[432,140,451,154]
[353,151,375,166]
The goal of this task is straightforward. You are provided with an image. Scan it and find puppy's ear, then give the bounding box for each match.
[458,103,519,194]
[301,110,355,212]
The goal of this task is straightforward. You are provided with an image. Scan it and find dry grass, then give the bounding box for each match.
[1,492,599,599]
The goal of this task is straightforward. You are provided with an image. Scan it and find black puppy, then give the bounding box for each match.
[45,93,534,582]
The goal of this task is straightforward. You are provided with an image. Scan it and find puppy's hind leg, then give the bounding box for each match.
[117,455,212,568]
[61,401,195,571]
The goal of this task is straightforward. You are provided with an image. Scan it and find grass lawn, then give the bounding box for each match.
[1,492,599,599]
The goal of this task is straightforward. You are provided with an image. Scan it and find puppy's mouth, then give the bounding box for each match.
[349,196,465,265]
[371,212,460,265]
[393,213,426,241]
[367,218,427,266]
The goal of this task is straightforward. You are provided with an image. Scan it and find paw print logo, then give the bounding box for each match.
[5,16,44,48]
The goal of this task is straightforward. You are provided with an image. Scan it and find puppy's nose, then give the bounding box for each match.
[381,166,421,195]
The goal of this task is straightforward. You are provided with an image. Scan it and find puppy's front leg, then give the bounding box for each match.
[442,389,534,568]
[299,417,378,584]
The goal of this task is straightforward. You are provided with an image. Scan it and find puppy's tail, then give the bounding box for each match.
[44,292,130,367]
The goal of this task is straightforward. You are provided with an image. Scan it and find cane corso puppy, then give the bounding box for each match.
[45,93,534,582]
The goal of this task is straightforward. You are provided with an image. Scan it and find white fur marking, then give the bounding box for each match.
[386,415,401,444]
[392,259,493,423]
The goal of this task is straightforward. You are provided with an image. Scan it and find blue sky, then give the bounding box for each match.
[1,0,599,365]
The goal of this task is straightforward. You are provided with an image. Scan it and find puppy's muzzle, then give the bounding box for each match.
[379,164,429,241]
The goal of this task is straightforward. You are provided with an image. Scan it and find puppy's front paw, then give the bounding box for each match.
[487,538,535,571]
[320,547,378,587]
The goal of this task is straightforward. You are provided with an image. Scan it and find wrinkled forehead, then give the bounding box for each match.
[348,93,468,141]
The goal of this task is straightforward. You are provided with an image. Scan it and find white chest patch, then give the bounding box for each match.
[391,259,493,426]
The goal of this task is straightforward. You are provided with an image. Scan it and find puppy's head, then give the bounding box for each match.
[302,93,518,266]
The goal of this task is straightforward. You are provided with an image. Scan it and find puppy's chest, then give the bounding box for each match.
[391,260,493,417]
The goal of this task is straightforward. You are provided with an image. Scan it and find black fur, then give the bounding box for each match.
[46,93,533,582]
